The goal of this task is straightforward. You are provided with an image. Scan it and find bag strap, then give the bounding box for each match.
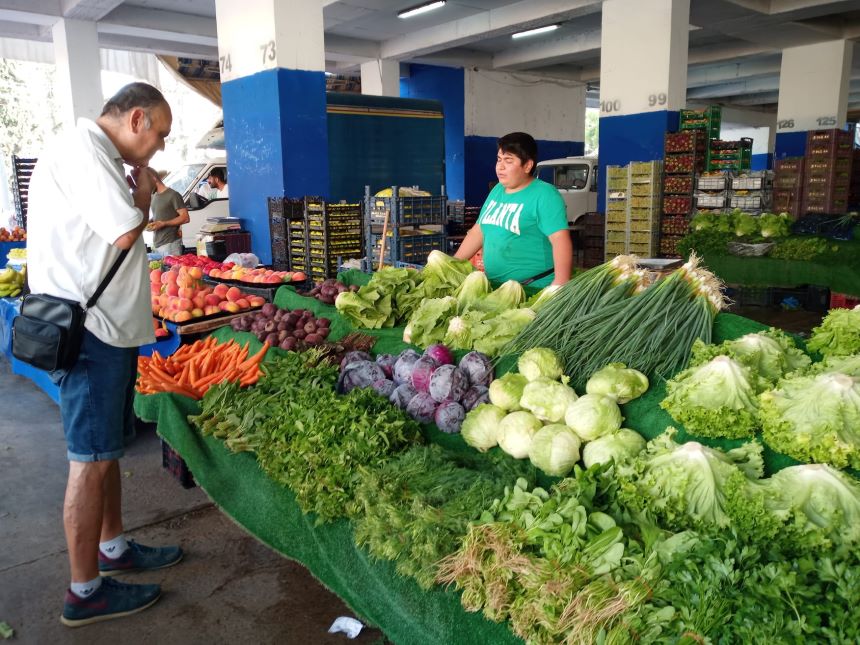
[84,249,129,311]
[521,266,554,286]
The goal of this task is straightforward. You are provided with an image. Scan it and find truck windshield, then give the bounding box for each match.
[164,163,205,195]
[537,164,590,190]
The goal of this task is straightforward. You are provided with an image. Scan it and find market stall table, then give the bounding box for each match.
[135,281,808,645]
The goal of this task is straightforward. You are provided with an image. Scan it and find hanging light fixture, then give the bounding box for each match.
[512,25,559,39]
[398,1,446,19]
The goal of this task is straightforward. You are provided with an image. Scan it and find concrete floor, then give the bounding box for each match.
[0,358,384,644]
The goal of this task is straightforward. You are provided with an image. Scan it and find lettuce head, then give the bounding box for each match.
[519,377,579,422]
[661,355,760,439]
[585,362,649,403]
[807,305,860,357]
[760,372,860,470]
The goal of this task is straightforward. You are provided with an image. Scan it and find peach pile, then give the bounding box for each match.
[150,266,264,323]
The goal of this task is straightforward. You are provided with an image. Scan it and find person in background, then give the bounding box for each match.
[203,166,229,199]
[148,171,189,257]
[454,132,572,289]
[27,82,183,628]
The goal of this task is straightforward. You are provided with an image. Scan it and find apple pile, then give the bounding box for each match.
[208,265,306,284]
[150,265,265,323]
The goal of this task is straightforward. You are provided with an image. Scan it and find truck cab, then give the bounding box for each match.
[535,156,598,228]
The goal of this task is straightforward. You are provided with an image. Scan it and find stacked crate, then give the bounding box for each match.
[304,199,363,280]
[267,197,304,271]
[604,166,628,261]
[605,161,662,261]
[728,172,773,212]
[802,129,853,214]
[705,138,753,172]
[679,106,721,139]
[580,212,604,268]
[660,131,702,258]
[364,186,448,267]
[772,158,804,218]
[694,173,729,211]
[849,149,860,209]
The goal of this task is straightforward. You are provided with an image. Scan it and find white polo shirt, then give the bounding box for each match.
[27,118,155,348]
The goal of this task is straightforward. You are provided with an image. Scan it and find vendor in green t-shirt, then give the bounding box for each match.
[454,132,572,289]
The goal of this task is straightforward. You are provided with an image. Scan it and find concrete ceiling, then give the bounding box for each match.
[2,0,860,111]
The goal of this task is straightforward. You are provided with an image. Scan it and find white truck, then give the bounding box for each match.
[535,155,598,228]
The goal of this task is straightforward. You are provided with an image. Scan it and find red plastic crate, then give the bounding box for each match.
[830,292,860,309]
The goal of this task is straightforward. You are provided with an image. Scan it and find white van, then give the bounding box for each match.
[535,156,598,227]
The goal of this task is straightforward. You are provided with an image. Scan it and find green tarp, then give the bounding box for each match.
[700,250,860,297]
[133,287,810,644]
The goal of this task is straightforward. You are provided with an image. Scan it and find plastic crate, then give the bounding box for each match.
[366,189,448,226]
[680,106,721,138]
[161,440,195,489]
[806,129,853,157]
[729,194,765,210]
[731,173,772,191]
[733,285,773,308]
[771,190,803,218]
[370,231,447,265]
[661,217,690,236]
[630,160,662,178]
[663,175,694,195]
[805,156,852,178]
[664,130,705,154]
[775,157,804,173]
[663,154,700,174]
[663,195,693,215]
[802,195,848,214]
[216,231,251,255]
[659,234,685,258]
[830,292,860,309]
[695,192,727,208]
[582,212,604,237]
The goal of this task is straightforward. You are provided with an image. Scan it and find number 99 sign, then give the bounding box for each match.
[648,93,667,107]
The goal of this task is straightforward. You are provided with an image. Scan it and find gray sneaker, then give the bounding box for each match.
[61,577,161,627]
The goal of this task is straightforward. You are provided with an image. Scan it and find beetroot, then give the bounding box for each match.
[428,365,469,403]
[424,343,454,366]
[462,385,490,411]
[389,383,418,409]
[410,356,438,392]
[406,392,438,424]
[434,401,466,434]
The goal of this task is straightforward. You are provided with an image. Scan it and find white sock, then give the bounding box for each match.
[70,576,102,599]
[99,534,129,559]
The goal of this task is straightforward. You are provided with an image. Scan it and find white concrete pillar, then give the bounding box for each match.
[597,0,690,210]
[360,59,400,97]
[775,40,853,158]
[214,0,329,264]
[51,18,102,126]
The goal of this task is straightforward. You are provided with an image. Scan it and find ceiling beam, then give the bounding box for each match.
[686,56,781,88]
[492,29,600,70]
[380,0,602,60]
[0,7,58,27]
[61,0,125,22]
[97,5,217,48]
[324,33,380,64]
[97,32,218,60]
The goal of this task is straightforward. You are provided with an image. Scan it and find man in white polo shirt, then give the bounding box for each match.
[27,82,184,627]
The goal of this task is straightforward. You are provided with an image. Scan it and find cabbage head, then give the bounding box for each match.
[517,347,564,382]
[585,363,649,403]
[472,280,526,314]
[758,212,791,238]
[760,372,860,470]
[564,393,622,441]
[582,428,646,468]
[520,377,578,422]
[660,356,760,439]
[760,463,860,549]
[488,372,528,411]
[528,424,582,476]
[460,403,507,452]
[733,212,759,237]
[453,271,490,312]
[497,411,543,459]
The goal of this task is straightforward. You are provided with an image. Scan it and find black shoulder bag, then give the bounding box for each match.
[12,250,129,372]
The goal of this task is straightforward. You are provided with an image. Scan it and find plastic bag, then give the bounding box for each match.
[223,252,260,268]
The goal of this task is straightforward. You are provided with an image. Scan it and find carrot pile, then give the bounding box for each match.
[136,337,270,399]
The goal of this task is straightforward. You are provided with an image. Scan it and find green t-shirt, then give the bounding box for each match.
[151,187,185,247]
[478,178,568,288]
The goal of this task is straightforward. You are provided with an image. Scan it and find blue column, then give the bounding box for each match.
[222,69,329,264]
[774,132,808,159]
[597,110,679,211]
[401,64,465,201]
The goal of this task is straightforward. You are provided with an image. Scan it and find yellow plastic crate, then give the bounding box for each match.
[606,230,627,243]
[607,201,627,213]
[606,211,627,225]
[630,183,659,197]
[607,166,627,179]
[629,241,657,256]
[630,230,657,244]
[629,219,657,233]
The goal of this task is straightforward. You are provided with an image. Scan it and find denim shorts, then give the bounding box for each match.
[53,330,138,462]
